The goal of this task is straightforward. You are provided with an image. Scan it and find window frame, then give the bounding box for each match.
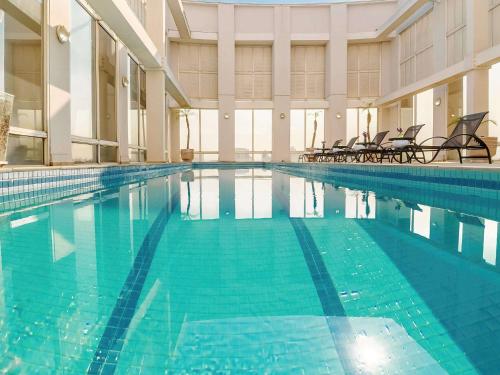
[4,0,47,165]
[235,109,272,162]
[70,17,119,163]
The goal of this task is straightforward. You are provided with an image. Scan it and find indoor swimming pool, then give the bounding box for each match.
[0,165,499,374]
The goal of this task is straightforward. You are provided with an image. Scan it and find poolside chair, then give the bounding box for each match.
[322,137,359,162]
[413,112,491,164]
[348,131,390,162]
[377,124,425,163]
[299,139,342,162]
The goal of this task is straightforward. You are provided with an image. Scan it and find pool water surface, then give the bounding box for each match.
[0,167,499,374]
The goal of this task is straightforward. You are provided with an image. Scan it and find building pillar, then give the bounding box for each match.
[466,68,489,136]
[433,85,448,146]
[47,0,72,165]
[145,0,167,162]
[325,4,347,145]
[272,6,291,162]
[117,41,130,163]
[218,4,235,162]
[169,108,180,162]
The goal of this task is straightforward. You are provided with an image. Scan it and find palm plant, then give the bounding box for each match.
[308,111,321,149]
[179,109,193,149]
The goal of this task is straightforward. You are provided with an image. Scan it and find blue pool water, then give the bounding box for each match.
[0,166,499,374]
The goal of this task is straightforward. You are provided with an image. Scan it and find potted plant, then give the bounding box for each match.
[448,117,498,159]
[306,111,321,153]
[0,92,14,167]
[362,103,373,142]
[180,109,194,162]
[392,127,410,149]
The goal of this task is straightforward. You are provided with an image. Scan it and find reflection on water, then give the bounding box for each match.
[0,168,499,373]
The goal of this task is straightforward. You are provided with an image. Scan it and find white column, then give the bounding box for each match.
[117,41,130,163]
[272,6,291,162]
[325,4,347,145]
[218,4,235,162]
[465,69,489,136]
[433,85,448,146]
[169,108,180,162]
[47,0,72,165]
[145,0,167,162]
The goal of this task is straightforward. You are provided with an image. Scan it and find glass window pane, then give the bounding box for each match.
[100,145,117,162]
[0,2,44,132]
[129,59,139,146]
[346,108,358,141]
[98,27,117,142]
[290,109,305,152]
[235,110,252,154]
[200,109,218,152]
[253,110,272,151]
[179,110,200,150]
[72,143,97,163]
[6,135,43,165]
[305,110,324,149]
[70,1,94,138]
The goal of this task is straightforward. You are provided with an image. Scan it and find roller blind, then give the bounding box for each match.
[347,43,380,98]
[291,45,325,99]
[446,0,466,66]
[235,45,272,100]
[171,42,218,99]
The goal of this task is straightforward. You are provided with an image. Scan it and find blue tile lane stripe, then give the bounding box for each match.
[87,192,179,374]
[289,218,345,317]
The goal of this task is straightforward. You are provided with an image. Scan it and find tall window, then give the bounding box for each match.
[346,108,378,142]
[70,0,95,163]
[179,109,219,161]
[129,58,147,162]
[98,27,117,162]
[71,22,118,163]
[235,109,272,161]
[290,109,325,162]
[1,0,44,164]
[235,169,272,219]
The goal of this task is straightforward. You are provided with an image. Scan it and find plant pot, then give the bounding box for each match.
[392,139,410,149]
[0,92,14,167]
[181,149,194,162]
[467,136,498,159]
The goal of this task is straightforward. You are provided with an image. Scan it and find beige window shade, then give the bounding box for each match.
[235,45,272,100]
[171,42,218,99]
[446,0,466,66]
[347,43,380,99]
[415,11,434,81]
[399,10,434,87]
[291,45,325,99]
